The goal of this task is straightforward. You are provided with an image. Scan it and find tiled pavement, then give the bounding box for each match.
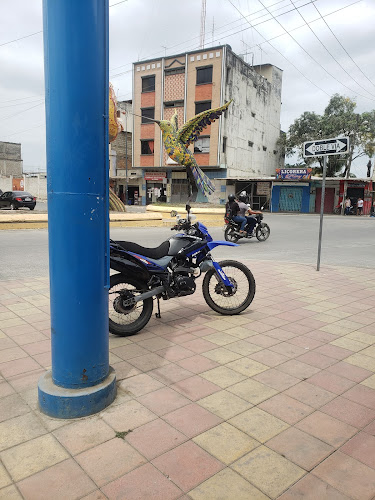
[0,260,375,499]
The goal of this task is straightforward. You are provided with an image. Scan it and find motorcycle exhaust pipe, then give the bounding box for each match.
[133,286,165,303]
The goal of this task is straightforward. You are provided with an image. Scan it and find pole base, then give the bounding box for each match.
[38,367,117,419]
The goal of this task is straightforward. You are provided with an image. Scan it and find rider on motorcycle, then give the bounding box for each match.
[226,194,247,234]
[237,193,262,236]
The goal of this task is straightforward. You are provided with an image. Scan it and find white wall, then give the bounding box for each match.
[221,52,283,178]
[0,175,47,199]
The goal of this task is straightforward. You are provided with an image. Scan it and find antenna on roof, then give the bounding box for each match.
[200,0,206,49]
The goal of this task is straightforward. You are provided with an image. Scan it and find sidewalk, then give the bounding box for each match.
[0,260,375,499]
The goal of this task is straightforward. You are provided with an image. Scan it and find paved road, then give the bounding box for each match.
[0,214,374,280]
[0,200,48,213]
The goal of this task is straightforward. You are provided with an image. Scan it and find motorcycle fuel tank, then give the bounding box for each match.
[168,236,207,257]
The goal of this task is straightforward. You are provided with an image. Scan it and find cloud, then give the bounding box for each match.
[0,0,374,174]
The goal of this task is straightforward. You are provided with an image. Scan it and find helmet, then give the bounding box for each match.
[228,194,235,202]
[239,194,247,203]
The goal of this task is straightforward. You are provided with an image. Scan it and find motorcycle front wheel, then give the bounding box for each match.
[256,223,270,241]
[202,260,255,315]
[109,274,153,336]
[224,226,239,243]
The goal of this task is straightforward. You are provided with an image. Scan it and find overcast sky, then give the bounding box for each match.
[0,0,374,176]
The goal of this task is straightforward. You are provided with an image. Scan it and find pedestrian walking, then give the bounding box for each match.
[344,196,351,215]
[357,197,364,216]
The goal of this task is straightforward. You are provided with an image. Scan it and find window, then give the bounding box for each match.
[222,137,227,153]
[195,101,212,114]
[142,75,155,93]
[196,66,212,85]
[164,100,184,108]
[165,67,185,75]
[141,140,154,155]
[194,137,210,153]
[141,108,155,124]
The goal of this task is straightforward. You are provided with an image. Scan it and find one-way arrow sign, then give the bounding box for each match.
[303,137,349,157]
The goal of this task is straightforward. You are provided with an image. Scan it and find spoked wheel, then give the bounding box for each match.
[202,260,255,315]
[256,223,270,241]
[109,274,153,336]
[224,226,239,243]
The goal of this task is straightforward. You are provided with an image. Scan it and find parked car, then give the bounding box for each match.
[0,191,37,210]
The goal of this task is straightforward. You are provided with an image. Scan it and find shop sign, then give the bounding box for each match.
[144,171,166,182]
[256,182,271,196]
[276,168,312,181]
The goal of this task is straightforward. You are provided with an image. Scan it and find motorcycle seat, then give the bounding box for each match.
[116,240,170,260]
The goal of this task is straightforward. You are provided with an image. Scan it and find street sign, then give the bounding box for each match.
[303,137,349,157]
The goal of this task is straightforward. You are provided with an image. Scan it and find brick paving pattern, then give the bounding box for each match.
[0,260,375,499]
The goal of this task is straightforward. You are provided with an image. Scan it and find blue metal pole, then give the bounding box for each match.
[38,0,116,418]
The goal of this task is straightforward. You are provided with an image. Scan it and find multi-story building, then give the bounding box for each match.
[132,44,283,205]
[109,100,143,205]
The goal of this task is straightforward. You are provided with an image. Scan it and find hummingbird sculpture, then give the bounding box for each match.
[149,100,232,201]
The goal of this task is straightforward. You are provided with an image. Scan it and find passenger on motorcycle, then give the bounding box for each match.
[238,194,262,236]
[226,194,247,234]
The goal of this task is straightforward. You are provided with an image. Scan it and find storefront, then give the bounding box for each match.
[144,171,167,204]
[338,179,373,215]
[235,180,272,210]
[271,169,312,213]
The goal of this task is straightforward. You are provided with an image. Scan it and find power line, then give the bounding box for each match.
[0,98,44,110]
[290,0,375,99]
[227,0,330,96]
[223,1,362,56]
[110,0,318,80]
[312,2,375,91]
[1,123,44,139]
[109,0,128,6]
[0,0,128,49]
[0,102,44,125]
[0,31,42,48]
[256,0,375,102]
[109,0,312,74]
[0,94,44,105]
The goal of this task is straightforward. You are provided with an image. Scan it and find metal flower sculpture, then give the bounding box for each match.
[108,83,127,212]
[153,100,232,201]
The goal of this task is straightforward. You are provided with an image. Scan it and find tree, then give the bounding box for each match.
[285,94,375,177]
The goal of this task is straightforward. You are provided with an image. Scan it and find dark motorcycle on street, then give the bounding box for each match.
[109,206,256,336]
[224,213,270,243]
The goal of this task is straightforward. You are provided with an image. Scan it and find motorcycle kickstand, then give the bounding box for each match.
[155,296,161,319]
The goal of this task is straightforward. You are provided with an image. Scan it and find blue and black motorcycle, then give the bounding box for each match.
[109,205,256,336]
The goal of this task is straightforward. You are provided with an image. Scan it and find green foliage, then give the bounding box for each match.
[285,94,375,177]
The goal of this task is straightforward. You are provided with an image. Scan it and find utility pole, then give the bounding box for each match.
[125,109,129,204]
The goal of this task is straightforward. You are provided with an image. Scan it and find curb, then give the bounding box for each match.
[0,212,164,230]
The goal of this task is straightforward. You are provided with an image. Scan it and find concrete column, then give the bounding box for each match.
[38,0,116,418]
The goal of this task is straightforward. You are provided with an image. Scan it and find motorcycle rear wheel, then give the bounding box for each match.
[109,274,153,336]
[256,223,270,241]
[224,226,239,243]
[202,260,255,315]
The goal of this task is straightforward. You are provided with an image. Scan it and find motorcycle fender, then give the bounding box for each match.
[207,241,238,251]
